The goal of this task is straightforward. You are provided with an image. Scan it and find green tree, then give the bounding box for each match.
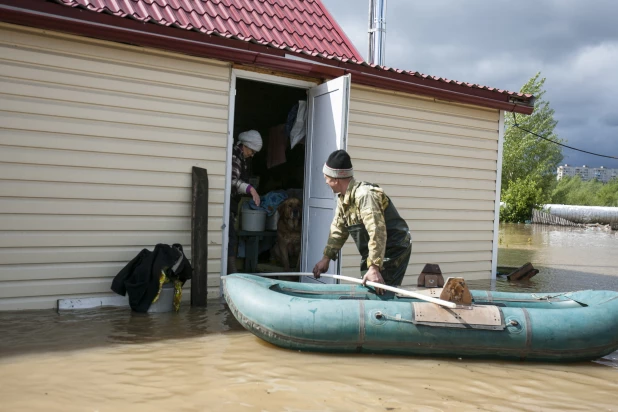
[596,178,618,206]
[551,176,618,207]
[551,175,583,205]
[500,72,563,222]
[500,176,544,223]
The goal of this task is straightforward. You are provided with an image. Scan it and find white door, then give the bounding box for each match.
[300,75,351,283]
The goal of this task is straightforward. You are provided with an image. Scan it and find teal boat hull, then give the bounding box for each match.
[223,274,618,362]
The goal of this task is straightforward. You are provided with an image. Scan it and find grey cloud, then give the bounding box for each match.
[601,113,618,127]
[321,0,618,168]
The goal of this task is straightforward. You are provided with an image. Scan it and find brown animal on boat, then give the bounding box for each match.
[439,277,473,305]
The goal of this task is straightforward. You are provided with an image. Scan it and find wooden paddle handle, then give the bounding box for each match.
[322,274,457,308]
[248,272,457,309]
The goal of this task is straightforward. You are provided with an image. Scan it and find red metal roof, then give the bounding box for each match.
[52,0,532,102]
[54,0,364,61]
[0,0,534,110]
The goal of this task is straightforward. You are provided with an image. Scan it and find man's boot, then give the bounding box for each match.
[227,257,238,275]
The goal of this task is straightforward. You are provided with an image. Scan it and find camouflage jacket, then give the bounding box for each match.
[323,178,389,269]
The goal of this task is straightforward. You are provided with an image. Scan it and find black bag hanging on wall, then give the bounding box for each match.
[111,244,193,312]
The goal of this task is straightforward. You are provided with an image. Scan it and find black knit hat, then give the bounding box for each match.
[323,150,353,178]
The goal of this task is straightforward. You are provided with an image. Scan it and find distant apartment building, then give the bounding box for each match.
[557,164,618,183]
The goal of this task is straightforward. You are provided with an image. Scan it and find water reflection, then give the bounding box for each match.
[0,303,245,359]
[496,223,618,292]
[0,224,617,411]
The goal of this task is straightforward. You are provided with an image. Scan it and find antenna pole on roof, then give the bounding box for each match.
[368,0,387,66]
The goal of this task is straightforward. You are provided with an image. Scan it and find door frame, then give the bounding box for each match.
[491,110,505,281]
[221,69,318,287]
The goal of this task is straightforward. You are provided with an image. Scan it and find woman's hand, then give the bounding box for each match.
[249,187,261,207]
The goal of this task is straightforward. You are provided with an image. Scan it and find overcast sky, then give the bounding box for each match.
[322,0,618,169]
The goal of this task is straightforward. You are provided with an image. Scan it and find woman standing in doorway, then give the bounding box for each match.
[228,130,263,274]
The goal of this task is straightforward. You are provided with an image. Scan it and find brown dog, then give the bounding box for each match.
[439,277,473,305]
[272,197,302,271]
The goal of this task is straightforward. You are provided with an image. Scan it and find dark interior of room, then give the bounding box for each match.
[231,78,308,273]
[233,78,307,194]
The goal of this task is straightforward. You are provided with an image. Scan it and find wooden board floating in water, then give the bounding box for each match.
[507,262,539,281]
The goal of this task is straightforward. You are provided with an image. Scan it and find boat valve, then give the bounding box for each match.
[509,320,519,326]
[375,311,384,320]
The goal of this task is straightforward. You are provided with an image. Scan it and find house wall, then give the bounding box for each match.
[0,23,503,311]
[344,85,501,283]
[0,25,231,310]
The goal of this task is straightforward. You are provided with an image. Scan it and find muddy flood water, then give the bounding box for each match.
[1,224,617,412]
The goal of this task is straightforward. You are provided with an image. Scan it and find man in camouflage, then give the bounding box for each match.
[313,150,412,293]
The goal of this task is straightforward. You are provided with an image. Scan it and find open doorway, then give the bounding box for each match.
[223,71,351,284]
[229,78,308,277]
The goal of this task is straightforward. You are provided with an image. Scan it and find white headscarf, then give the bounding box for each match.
[238,130,263,152]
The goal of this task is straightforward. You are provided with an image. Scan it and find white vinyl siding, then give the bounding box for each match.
[343,85,501,283]
[0,24,230,310]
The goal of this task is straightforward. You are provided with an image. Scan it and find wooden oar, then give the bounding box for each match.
[252,272,457,308]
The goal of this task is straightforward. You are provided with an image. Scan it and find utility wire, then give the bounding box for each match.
[511,112,618,160]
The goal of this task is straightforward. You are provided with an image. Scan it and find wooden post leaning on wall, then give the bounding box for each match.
[191,166,209,306]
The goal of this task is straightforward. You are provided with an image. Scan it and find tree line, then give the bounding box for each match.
[499,73,618,223]
[552,176,618,207]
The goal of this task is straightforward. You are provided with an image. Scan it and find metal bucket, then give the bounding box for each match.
[242,208,266,231]
[266,210,279,231]
[148,283,175,313]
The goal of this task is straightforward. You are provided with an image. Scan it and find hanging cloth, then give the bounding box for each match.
[290,101,307,149]
[267,124,287,169]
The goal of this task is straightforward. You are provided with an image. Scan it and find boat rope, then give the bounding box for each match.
[531,292,572,300]
[531,292,589,307]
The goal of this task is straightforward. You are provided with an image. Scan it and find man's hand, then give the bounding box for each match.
[249,187,261,207]
[313,256,330,278]
[362,265,385,295]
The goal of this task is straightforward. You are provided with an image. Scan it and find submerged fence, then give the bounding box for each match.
[531,209,583,227]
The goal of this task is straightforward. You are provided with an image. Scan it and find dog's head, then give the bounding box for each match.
[450,282,465,301]
[278,197,302,228]
[446,279,468,303]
